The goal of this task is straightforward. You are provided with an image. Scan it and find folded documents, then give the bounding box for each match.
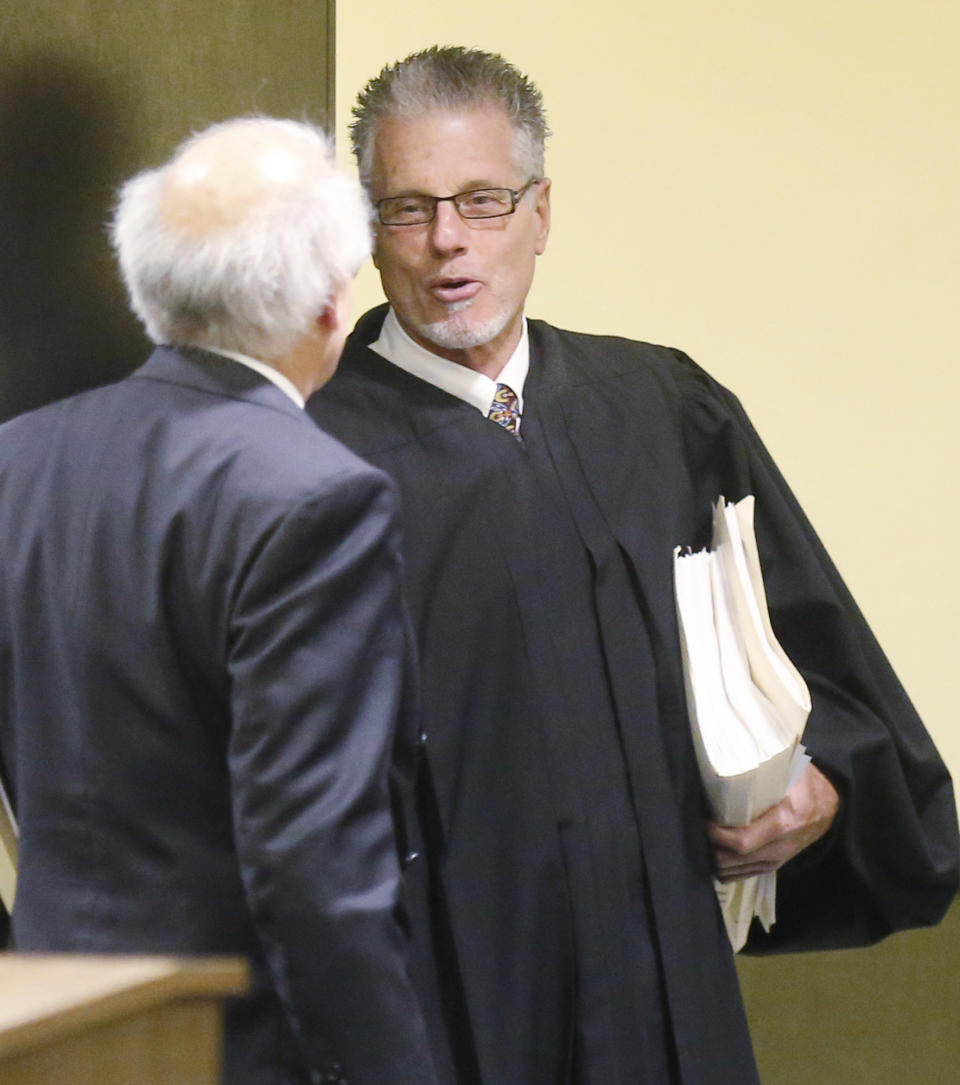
[674,495,811,950]
[0,773,17,914]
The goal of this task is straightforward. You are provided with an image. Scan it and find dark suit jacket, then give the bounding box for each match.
[0,346,436,1084]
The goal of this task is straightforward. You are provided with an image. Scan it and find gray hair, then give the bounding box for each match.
[351,46,550,187]
[111,117,371,359]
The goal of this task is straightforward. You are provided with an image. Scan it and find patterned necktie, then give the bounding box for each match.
[488,382,521,436]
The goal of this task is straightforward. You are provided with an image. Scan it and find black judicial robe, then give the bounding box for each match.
[309,306,959,1085]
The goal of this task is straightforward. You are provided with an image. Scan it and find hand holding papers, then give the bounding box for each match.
[674,495,811,951]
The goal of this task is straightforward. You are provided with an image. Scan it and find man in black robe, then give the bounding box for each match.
[308,46,959,1084]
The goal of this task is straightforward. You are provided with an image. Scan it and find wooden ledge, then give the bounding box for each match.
[0,954,248,1061]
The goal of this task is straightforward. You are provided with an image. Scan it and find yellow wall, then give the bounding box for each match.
[338,3,959,793]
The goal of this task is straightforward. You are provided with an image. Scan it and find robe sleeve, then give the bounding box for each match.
[673,352,959,951]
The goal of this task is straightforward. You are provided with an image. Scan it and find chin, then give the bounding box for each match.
[420,309,512,351]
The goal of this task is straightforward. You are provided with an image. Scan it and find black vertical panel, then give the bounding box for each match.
[0,0,335,422]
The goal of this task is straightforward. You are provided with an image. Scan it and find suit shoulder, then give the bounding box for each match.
[204,401,393,511]
[0,381,123,460]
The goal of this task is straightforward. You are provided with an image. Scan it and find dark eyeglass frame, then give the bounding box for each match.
[376,178,541,226]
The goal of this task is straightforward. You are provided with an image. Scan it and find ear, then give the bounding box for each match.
[533,177,551,256]
[316,277,354,333]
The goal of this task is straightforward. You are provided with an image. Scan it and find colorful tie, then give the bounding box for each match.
[488,382,521,436]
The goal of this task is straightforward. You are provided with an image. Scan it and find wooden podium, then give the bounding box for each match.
[0,954,248,1085]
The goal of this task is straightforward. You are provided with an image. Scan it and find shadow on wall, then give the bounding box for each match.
[0,54,148,423]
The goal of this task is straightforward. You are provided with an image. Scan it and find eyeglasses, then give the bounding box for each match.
[376,179,541,226]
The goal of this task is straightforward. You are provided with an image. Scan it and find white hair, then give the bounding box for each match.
[111,117,371,359]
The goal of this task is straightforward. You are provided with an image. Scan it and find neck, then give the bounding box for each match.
[268,323,338,399]
[270,357,315,399]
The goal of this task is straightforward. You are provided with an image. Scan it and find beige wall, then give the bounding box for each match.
[338,3,959,792]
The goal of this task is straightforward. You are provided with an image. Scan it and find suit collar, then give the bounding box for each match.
[130,346,306,420]
[202,346,305,408]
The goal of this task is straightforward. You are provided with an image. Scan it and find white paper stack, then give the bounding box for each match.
[674,495,811,950]
[0,775,17,914]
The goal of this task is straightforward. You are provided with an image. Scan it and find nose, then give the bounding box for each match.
[428,199,469,256]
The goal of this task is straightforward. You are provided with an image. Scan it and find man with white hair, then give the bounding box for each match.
[309,47,958,1084]
[0,117,437,1084]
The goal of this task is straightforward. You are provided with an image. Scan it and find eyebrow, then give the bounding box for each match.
[457,179,512,190]
[383,179,516,198]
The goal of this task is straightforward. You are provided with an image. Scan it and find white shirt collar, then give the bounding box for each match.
[204,347,305,409]
[370,308,529,420]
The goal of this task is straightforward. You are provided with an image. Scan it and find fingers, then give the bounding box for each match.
[713,842,794,881]
[707,763,840,882]
[709,800,788,854]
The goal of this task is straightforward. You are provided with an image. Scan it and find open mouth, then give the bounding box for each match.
[431,278,481,304]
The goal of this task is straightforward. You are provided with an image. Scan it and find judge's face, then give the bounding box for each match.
[369,106,551,376]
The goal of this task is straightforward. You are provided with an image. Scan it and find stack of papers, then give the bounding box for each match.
[674,495,811,950]
[0,774,17,914]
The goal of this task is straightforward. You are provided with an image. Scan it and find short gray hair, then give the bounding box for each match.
[111,117,371,359]
[351,46,550,187]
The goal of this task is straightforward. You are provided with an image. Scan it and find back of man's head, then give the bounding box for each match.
[112,117,371,360]
[351,46,550,188]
